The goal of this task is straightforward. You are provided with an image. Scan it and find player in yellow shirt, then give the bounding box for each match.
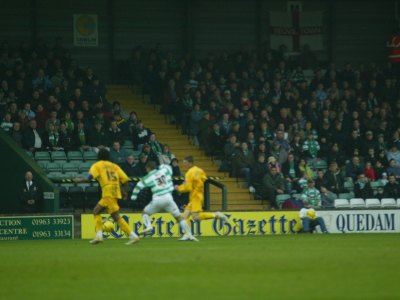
[175,156,228,241]
[74,148,139,245]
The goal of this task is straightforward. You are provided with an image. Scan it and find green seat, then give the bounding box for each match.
[83,151,97,161]
[46,162,62,173]
[344,181,354,191]
[47,172,64,180]
[64,171,78,179]
[67,151,83,162]
[79,161,93,173]
[62,162,79,173]
[276,194,291,208]
[339,192,353,200]
[37,161,48,169]
[315,159,328,170]
[370,181,383,190]
[35,151,50,161]
[51,151,67,161]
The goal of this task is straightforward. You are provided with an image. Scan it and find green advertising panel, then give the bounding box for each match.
[0,215,74,240]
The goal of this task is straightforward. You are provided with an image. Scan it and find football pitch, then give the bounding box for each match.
[1,234,399,300]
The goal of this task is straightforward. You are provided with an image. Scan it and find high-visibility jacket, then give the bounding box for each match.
[387,35,400,63]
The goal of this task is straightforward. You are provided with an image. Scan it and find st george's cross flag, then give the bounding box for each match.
[269,11,324,52]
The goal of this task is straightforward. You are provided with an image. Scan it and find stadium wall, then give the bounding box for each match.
[0,130,59,214]
[0,0,395,81]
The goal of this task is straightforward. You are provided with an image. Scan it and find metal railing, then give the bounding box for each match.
[204,178,228,211]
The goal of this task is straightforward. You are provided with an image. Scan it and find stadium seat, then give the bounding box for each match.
[123,140,134,150]
[51,151,67,161]
[79,161,93,173]
[68,186,85,210]
[350,198,366,208]
[35,151,50,161]
[344,181,354,191]
[338,192,353,200]
[77,182,91,189]
[334,199,350,209]
[315,159,328,170]
[365,198,381,208]
[397,199,400,207]
[67,151,83,162]
[381,198,397,208]
[276,194,291,208]
[46,162,62,173]
[37,161,48,169]
[85,186,100,208]
[47,172,64,180]
[64,172,78,179]
[25,151,34,159]
[370,181,383,190]
[62,162,79,173]
[83,151,97,161]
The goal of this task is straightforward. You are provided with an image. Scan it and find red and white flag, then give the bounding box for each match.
[269,11,324,52]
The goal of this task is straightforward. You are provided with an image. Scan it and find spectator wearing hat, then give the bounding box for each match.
[260,166,285,209]
[267,156,281,173]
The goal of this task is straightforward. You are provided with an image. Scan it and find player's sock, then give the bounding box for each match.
[199,212,215,220]
[179,219,192,236]
[94,214,103,232]
[117,218,133,236]
[142,213,152,229]
[128,231,139,238]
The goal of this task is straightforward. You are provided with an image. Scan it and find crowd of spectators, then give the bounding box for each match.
[126,45,400,208]
[1,39,400,210]
[0,39,180,182]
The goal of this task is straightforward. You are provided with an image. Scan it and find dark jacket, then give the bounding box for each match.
[20,180,41,213]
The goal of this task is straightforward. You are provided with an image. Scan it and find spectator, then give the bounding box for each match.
[20,171,41,213]
[43,123,63,151]
[1,112,13,132]
[9,122,23,146]
[301,179,322,209]
[109,141,129,165]
[219,134,239,172]
[231,142,255,192]
[58,122,73,151]
[132,121,152,151]
[386,159,400,180]
[320,186,336,208]
[207,122,225,157]
[189,103,202,146]
[198,110,212,153]
[148,133,163,162]
[90,121,110,153]
[364,161,376,181]
[171,158,182,176]
[121,154,140,177]
[281,152,301,193]
[323,161,346,194]
[250,154,269,195]
[387,144,400,165]
[158,144,176,165]
[73,121,91,152]
[383,174,400,197]
[354,173,374,199]
[108,120,123,144]
[134,153,148,177]
[23,119,43,151]
[298,158,314,181]
[260,166,285,209]
[345,156,364,181]
[270,141,288,166]
[302,132,320,159]
[267,156,281,173]
[314,170,325,190]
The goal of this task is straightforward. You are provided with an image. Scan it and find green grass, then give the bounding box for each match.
[1,234,399,300]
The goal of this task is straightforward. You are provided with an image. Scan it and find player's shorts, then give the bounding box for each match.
[144,193,180,218]
[186,199,203,213]
[98,197,120,214]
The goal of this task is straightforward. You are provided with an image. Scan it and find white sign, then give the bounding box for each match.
[73,14,98,47]
[318,210,400,233]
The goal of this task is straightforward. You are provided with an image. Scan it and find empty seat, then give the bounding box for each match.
[315,159,328,170]
[381,198,397,208]
[276,194,291,208]
[338,193,353,200]
[334,199,350,208]
[62,162,79,173]
[79,161,93,173]
[37,161,48,169]
[51,151,67,161]
[47,172,64,181]
[83,151,97,161]
[46,162,62,173]
[344,181,354,191]
[64,172,78,179]
[370,181,383,190]
[67,151,83,162]
[35,151,51,161]
[68,186,85,210]
[85,186,100,208]
[365,198,381,208]
[350,198,366,208]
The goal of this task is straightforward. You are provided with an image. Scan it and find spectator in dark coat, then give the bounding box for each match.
[354,173,374,199]
[345,156,364,180]
[260,166,285,209]
[323,161,347,194]
[281,153,301,192]
[250,154,269,194]
[231,142,256,190]
[23,119,43,151]
[383,174,400,198]
[20,171,41,213]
